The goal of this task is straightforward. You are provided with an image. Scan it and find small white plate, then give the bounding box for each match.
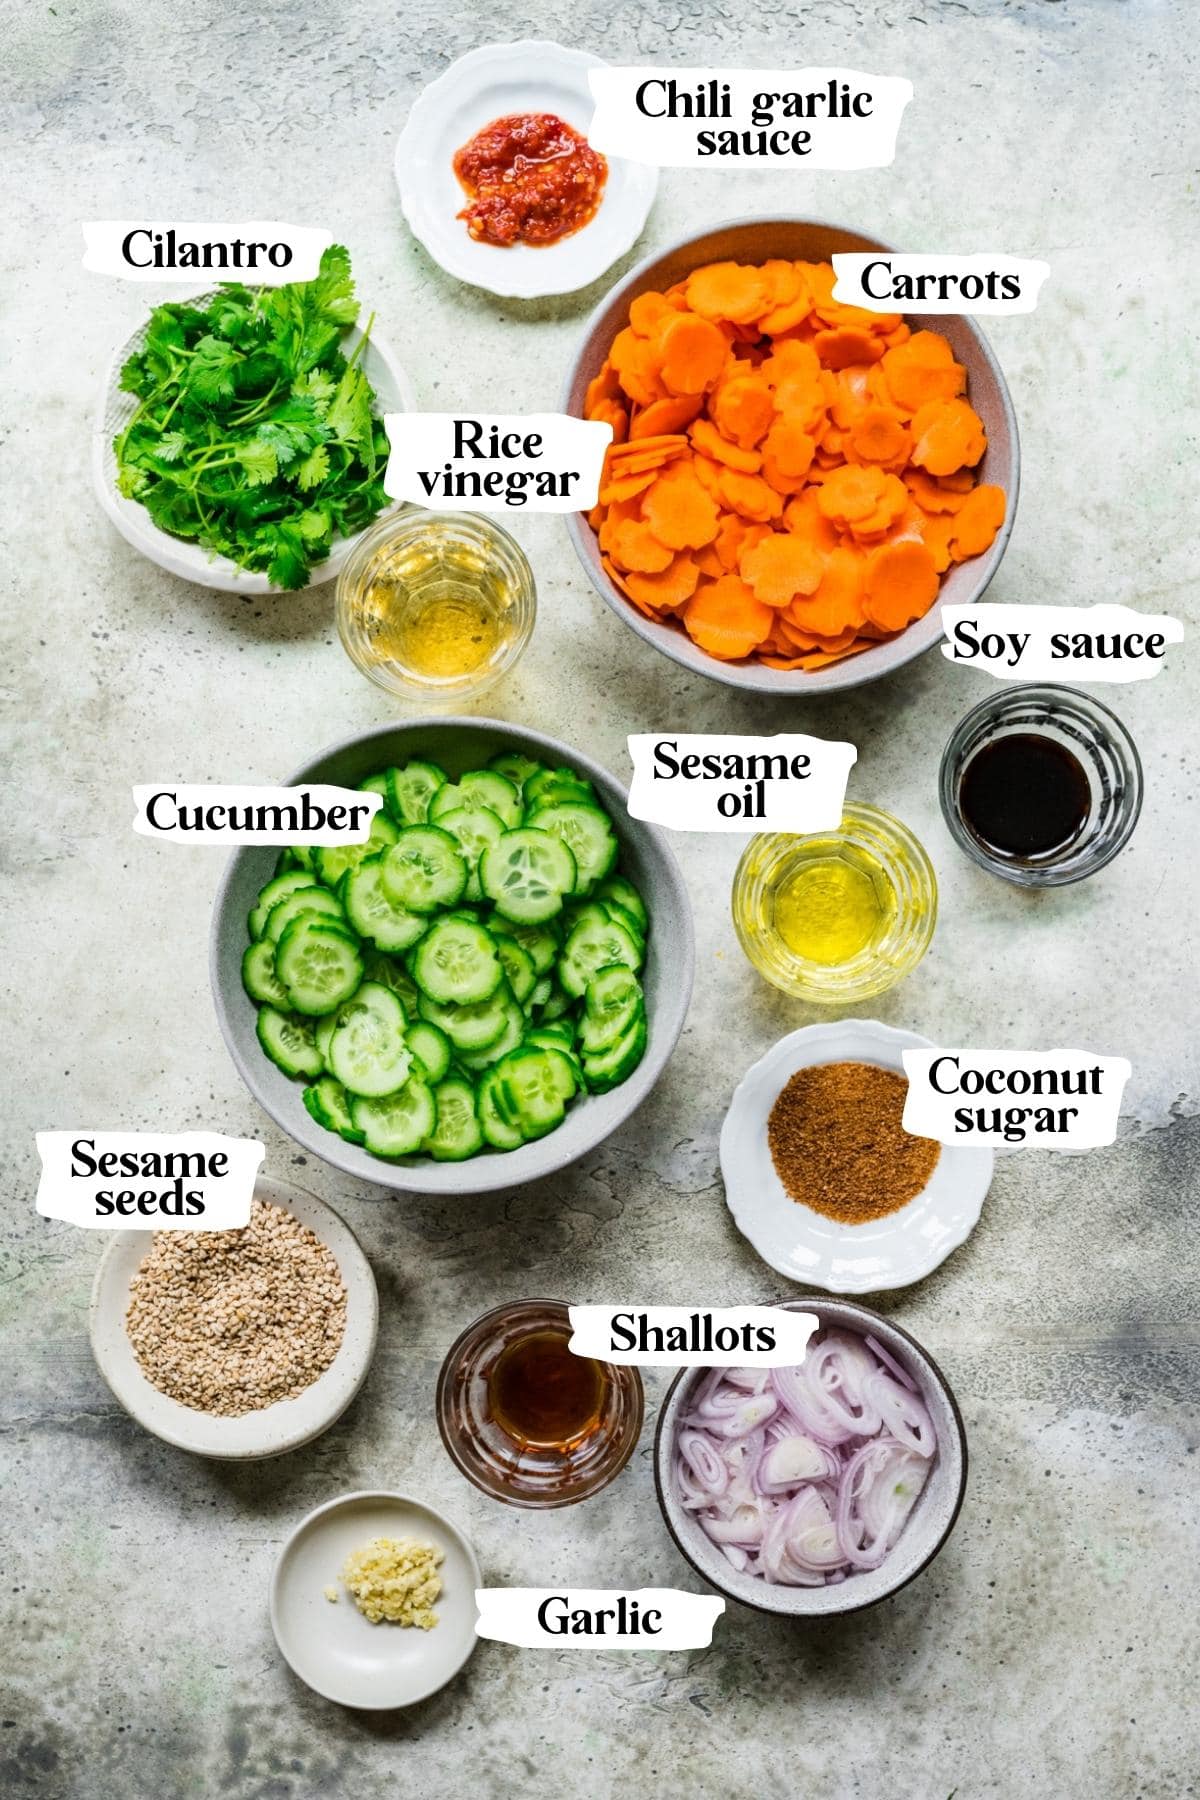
[89,1175,378,1458]
[271,1491,482,1709]
[720,1020,993,1295]
[394,41,658,299]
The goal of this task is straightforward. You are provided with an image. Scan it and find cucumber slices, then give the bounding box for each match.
[242,749,653,1162]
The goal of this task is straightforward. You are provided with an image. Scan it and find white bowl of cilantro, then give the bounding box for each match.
[92,245,415,593]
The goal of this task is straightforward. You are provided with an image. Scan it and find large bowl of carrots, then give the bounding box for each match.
[562,218,1018,693]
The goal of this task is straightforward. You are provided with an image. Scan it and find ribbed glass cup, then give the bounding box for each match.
[731,804,938,1005]
[335,509,536,703]
[435,1299,644,1510]
[939,684,1143,887]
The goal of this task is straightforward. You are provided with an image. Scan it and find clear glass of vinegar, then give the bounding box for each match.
[335,509,537,703]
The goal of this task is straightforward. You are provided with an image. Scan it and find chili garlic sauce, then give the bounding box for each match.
[453,113,607,249]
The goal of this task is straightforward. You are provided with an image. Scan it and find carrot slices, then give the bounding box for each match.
[642,465,721,551]
[712,374,775,448]
[739,532,824,606]
[690,416,762,473]
[608,519,676,575]
[910,399,988,477]
[626,554,702,612]
[659,315,729,395]
[683,576,775,659]
[948,484,1007,558]
[582,256,1008,676]
[863,540,941,631]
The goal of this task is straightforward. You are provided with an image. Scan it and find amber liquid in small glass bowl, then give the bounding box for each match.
[436,1299,644,1509]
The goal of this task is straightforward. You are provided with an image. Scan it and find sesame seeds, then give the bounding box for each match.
[124,1198,347,1416]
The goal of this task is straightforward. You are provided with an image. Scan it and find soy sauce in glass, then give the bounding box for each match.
[958,733,1092,858]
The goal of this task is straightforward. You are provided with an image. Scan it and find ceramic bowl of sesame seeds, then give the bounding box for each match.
[89,1175,378,1459]
[720,1020,993,1295]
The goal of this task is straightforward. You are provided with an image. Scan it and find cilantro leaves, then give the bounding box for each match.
[113,245,391,589]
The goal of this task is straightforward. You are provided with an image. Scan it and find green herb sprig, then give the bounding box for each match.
[114,244,391,590]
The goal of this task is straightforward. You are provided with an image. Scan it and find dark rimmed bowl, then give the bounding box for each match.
[561,216,1019,695]
[210,718,694,1195]
[653,1296,967,1616]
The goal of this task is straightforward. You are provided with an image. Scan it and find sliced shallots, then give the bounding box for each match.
[673,1333,936,1587]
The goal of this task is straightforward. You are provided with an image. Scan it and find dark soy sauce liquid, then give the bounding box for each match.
[487,1328,605,1448]
[959,733,1092,858]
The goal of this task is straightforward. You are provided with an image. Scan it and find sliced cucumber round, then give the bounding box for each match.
[405,1021,452,1084]
[455,995,526,1070]
[314,811,399,888]
[495,936,536,1004]
[386,760,448,825]
[436,804,506,901]
[423,1078,484,1161]
[342,855,428,952]
[597,874,648,936]
[327,987,411,1097]
[381,827,468,914]
[494,1047,567,1140]
[529,802,618,894]
[432,770,521,830]
[524,765,595,812]
[417,985,511,1053]
[304,1075,365,1144]
[249,871,318,940]
[242,938,289,1007]
[488,915,561,975]
[350,1078,436,1157]
[478,1069,524,1150]
[580,965,644,1054]
[582,1012,647,1093]
[264,883,346,944]
[480,828,576,923]
[411,916,502,1005]
[487,750,542,793]
[559,912,642,999]
[275,918,364,1015]
[257,1007,323,1079]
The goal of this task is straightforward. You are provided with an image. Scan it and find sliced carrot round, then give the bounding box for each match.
[813,326,885,370]
[690,416,762,473]
[641,465,721,550]
[686,261,768,324]
[659,314,729,395]
[629,395,704,439]
[682,575,774,658]
[848,406,910,467]
[739,532,825,606]
[862,540,940,631]
[608,519,676,575]
[948,484,1006,559]
[712,374,776,448]
[625,554,702,612]
[910,399,987,476]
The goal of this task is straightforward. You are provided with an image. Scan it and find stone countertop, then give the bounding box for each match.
[3,2,1197,1795]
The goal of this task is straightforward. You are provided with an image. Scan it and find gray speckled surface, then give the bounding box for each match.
[3,2,1198,1796]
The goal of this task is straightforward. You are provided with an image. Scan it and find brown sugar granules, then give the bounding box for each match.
[767,1061,940,1223]
[124,1198,347,1416]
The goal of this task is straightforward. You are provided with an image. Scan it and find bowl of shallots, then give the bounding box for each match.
[653,1296,967,1616]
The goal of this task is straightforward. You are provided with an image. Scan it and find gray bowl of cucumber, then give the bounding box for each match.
[211,719,695,1194]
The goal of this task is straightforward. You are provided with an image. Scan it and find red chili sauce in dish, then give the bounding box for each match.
[453,112,608,248]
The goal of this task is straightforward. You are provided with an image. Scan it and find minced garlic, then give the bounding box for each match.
[339,1537,444,1628]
